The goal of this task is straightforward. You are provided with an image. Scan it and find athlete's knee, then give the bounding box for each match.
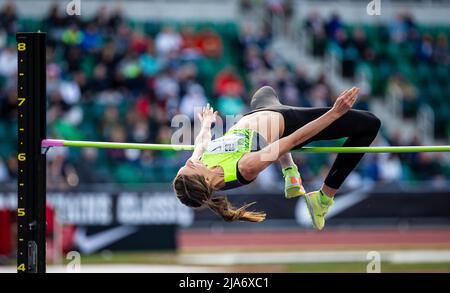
[365,112,381,133]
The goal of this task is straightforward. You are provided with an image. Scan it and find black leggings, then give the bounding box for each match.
[279,106,381,189]
[246,86,382,189]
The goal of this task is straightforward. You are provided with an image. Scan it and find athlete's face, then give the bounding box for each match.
[178,159,210,181]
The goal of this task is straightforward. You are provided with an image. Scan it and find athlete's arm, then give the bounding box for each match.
[189,103,218,162]
[239,87,360,180]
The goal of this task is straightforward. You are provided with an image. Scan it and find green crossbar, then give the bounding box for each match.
[42,139,450,153]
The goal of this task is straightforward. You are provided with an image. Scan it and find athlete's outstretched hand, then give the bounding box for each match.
[197,103,218,126]
[331,87,360,117]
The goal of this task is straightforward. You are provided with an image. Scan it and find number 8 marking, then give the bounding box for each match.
[18,43,26,51]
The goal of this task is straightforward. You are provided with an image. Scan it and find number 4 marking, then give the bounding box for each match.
[17,263,26,272]
[18,98,26,106]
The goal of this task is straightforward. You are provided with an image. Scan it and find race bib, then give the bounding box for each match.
[206,133,245,154]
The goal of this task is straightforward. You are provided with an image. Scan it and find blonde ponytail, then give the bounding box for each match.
[206,196,266,222]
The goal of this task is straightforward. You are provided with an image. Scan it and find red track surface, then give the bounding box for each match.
[178,228,450,251]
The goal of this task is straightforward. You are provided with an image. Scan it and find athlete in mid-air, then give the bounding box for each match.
[173,86,380,230]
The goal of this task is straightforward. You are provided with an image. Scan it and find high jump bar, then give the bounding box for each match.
[42,139,450,153]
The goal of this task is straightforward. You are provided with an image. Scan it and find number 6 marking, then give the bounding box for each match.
[18,153,26,161]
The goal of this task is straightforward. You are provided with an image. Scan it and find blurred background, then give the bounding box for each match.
[0,0,450,272]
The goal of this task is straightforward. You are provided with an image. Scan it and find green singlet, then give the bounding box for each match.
[200,128,266,190]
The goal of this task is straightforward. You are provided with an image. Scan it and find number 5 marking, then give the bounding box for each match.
[18,208,25,217]
[18,98,26,106]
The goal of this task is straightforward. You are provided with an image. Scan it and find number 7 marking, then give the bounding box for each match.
[18,98,26,106]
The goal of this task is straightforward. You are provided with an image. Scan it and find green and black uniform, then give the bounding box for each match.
[201,86,381,190]
[200,128,267,190]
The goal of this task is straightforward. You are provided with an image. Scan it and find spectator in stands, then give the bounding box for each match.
[239,24,258,51]
[88,63,110,92]
[97,42,119,80]
[0,87,17,122]
[304,10,327,57]
[108,5,125,32]
[197,28,223,59]
[333,29,358,79]
[387,73,418,118]
[416,34,434,63]
[325,12,343,41]
[307,83,330,108]
[74,148,107,183]
[294,65,312,102]
[139,42,161,77]
[314,73,333,104]
[65,46,83,72]
[239,0,253,14]
[45,4,67,42]
[155,26,182,57]
[0,46,17,78]
[352,27,374,62]
[180,84,209,121]
[0,156,8,182]
[391,12,417,43]
[47,148,73,190]
[0,1,18,34]
[244,44,265,71]
[363,154,381,183]
[131,30,150,54]
[0,28,6,49]
[180,26,202,60]
[61,22,83,47]
[265,0,284,20]
[106,125,128,162]
[216,83,246,116]
[114,22,132,56]
[154,67,180,101]
[257,23,273,51]
[81,22,103,53]
[379,153,402,182]
[117,48,144,92]
[433,33,450,65]
[214,67,245,97]
[411,152,444,182]
[130,119,151,143]
[177,63,199,97]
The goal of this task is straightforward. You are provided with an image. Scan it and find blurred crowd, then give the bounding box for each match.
[0,2,449,189]
[305,10,450,131]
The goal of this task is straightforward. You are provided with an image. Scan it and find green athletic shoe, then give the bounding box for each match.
[304,190,334,230]
[282,165,306,199]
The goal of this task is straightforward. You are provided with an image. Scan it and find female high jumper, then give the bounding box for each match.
[173,86,381,230]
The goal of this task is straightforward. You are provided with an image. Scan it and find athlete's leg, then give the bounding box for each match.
[278,153,295,168]
[278,153,306,198]
[284,107,381,191]
[282,107,381,230]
